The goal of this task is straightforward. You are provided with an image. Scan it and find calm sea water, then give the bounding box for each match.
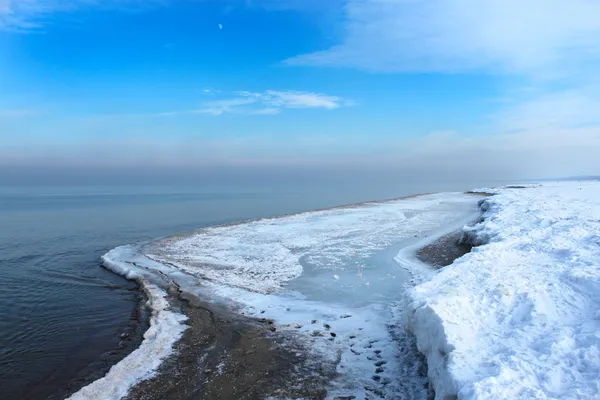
[0,181,497,399]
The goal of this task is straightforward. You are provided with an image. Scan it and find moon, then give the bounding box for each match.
[218,24,222,30]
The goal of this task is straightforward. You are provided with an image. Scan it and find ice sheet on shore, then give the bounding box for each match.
[146,193,478,294]
[137,192,480,398]
[405,182,600,399]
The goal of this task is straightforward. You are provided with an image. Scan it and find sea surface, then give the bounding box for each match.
[0,180,500,399]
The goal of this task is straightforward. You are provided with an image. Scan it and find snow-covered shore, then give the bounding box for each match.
[405,182,600,399]
[69,182,599,400]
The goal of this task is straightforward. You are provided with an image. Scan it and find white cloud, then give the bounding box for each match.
[282,0,600,176]
[264,90,342,109]
[160,90,349,116]
[0,0,163,30]
[237,90,345,109]
[286,0,600,76]
[196,97,257,116]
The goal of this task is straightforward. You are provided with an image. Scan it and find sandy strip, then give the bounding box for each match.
[122,293,333,400]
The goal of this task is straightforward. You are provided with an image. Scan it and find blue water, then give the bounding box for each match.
[0,181,497,399]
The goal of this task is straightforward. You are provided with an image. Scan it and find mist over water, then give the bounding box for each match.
[0,177,510,399]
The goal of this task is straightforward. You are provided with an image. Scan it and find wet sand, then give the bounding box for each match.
[123,291,334,400]
[415,191,490,268]
[416,231,473,268]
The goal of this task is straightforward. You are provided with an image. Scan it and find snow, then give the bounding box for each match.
[404,181,600,399]
[66,248,188,400]
[138,192,481,398]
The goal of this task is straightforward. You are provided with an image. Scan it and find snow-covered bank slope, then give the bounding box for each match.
[405,182,600,399]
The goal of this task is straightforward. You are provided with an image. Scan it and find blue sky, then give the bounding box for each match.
[2,0,600,183]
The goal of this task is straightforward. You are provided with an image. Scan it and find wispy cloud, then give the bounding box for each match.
[236,90,346,109]
[0,0,164,31]
[285,0,600,76]
[160,90,350,116]
[0,0,336,31]
[282,0,600,169]
[194,97,258,116]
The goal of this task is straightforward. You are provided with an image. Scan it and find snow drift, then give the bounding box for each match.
[405,182,600,399]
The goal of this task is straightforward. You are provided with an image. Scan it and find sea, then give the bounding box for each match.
[0,180,501,399]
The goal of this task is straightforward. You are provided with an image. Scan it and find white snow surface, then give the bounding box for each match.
[405,182,600,400]
[67,249,188,400]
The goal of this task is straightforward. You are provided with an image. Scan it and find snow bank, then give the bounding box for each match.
[67,248,188,400]
[405,182,600,399]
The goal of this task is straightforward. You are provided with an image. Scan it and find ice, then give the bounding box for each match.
[404,182,600,399]
[66,248,188,400]
[138,193,480,398]
[146,193,478,295]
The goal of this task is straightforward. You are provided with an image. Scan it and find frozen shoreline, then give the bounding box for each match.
[67,183,600,400]
[72,182,600,399]
[70,192,481,399]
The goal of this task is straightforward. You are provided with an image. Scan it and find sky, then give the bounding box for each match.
[1,0,600,185]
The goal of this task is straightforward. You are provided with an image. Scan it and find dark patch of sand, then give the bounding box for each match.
[464,191,495,197]
[416,232,473,268]
[123,292,333,400]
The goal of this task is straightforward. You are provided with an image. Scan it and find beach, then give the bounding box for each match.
[70,192,480,399]
[64,182,600,399]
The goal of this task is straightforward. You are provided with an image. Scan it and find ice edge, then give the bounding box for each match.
[65,248,188,400]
